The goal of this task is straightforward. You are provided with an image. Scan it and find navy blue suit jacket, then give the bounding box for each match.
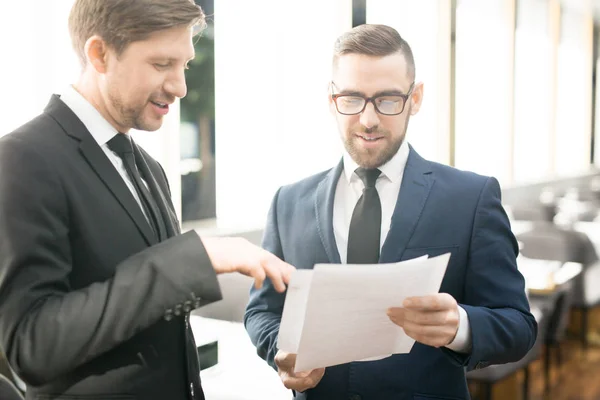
[245,147,537,400]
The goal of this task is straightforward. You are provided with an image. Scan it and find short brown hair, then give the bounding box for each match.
[69,0,205,67]
[333,24,416,81]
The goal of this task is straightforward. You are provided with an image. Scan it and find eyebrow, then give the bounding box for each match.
[149,55,196,64]
[335,87,409,97]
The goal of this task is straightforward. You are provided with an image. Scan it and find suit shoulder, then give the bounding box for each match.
[429,160,493,186]
[0,113,63,151]
[0,114,70,183]
[425,160,500,201]
[277,168,332,200]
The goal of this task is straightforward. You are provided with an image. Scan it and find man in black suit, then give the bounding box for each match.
[0,1,294,399]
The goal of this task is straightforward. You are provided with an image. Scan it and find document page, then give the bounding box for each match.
[278,253,450,372]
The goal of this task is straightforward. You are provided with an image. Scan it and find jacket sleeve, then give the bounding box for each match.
[0,136,222,386]
[444,177,537,370]
[244,188,286,370]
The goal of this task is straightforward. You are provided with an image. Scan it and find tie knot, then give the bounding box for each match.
[107,133,133,156]
[355,167,381,188]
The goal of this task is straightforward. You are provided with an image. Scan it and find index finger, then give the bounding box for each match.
[262,254,287,292]
[263,253,296,292]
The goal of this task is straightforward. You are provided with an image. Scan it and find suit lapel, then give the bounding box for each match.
[45,95,156,246]
[314,160,343,264]
[133,143,180,238]
[380,146,434,263]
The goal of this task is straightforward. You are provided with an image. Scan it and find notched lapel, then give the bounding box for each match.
[380,147,435,263]
[314,161,343,264]
[78,140,157,246]
[45,95,156,246]
[133,144,180,238]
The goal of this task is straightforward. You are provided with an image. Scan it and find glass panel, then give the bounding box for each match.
[454,0,514,183]
[179,0,216,222]
[554,5,593,175]
[513,0,554,183]
[367,0,451,164]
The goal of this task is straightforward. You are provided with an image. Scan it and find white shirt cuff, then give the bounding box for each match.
[445,305,472,354]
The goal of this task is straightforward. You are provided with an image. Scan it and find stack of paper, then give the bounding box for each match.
[278,253,451,372]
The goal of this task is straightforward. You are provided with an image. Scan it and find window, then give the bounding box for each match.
[453,0,515,183]
[179,0,216,222]
[512,0,554,183]
[212,0,351,229]
[554,4,593,176]
[367,0,452,164]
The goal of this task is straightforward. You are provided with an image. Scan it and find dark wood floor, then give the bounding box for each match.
[470,337,600,400]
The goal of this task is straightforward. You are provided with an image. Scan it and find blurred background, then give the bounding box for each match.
[2,0,600,399]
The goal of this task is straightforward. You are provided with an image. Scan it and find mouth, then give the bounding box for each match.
[355,133,384,142]
[150,100,170,116]
[150,100,169,109]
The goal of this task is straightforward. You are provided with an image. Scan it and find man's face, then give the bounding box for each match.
[329,53,423,169]
[100,25,195,132]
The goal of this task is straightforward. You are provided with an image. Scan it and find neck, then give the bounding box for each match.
[73,72,130,133]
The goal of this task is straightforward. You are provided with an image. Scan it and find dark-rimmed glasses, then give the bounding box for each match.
[330,81,415,116]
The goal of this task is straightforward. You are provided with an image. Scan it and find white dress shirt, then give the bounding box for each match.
[332,140,472,353]
[59,85,150,221]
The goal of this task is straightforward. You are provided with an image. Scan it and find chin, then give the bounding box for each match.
[135,120,163,132]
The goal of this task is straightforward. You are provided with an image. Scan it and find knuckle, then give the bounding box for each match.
[282,380,294,390]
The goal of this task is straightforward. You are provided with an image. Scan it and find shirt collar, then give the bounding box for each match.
[342,139,410,184]
[59,85,119,147]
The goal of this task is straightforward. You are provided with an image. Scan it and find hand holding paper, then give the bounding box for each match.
[274,350,325,392]
[277,253,451,372]
[387,293,460,348]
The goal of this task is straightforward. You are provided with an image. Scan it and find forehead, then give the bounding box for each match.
[333,53,411,92]
[123,25,195,60]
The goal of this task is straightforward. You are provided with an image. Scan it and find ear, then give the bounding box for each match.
[84,35,110,74]
[328,82,337,116]
[409,81,424,116]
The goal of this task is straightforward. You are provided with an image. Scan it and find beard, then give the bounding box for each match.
[107,83,173,132]
[343,115,410,169]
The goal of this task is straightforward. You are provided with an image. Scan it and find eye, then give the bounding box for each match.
[340,96,363,105]
[154,63,170,70]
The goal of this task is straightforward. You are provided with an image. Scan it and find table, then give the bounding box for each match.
[191,315,292,400]
[517,257,582,294]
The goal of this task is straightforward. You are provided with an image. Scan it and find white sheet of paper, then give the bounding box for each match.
[277,253,450,372]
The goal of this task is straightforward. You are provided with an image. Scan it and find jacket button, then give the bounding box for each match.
[174,304,183,316]
[476,361,489,369]
[183,300,193,313]
[164,309,174,321]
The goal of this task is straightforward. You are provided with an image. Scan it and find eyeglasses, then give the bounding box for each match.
[330,82,415,116]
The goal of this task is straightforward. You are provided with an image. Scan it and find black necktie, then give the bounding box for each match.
[347,168,382,264]
[107,133,163,241]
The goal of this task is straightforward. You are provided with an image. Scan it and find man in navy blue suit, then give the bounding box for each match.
[244,24,537,400]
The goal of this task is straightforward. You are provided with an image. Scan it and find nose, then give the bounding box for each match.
[164,68,188,99]
[359,101,380,130]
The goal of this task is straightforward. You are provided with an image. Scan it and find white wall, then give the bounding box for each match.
[366,0,452,165]
[214,0,352,229]
[513,0,554,183]
[0,0,182,218]
[453,0,515,183]
[0,0,79,135]
[554,6,593,176]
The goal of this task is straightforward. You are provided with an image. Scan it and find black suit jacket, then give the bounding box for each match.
[0,96,222,399]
